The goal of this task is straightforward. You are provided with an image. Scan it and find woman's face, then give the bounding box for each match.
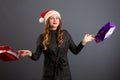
[48,14,60,30]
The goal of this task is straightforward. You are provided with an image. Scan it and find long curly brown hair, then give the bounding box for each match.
[42,19,63,50]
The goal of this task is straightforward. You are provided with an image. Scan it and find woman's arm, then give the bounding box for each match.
[65,30,94,54]
[18,34,44,61]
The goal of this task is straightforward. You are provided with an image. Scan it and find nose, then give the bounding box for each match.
[53,18,57,21]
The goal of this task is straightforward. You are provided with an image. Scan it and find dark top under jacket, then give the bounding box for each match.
[30,30,84,80]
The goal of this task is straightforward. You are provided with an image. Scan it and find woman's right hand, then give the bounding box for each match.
[17,50,32,57]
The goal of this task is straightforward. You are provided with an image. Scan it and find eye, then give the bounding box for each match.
[56,17,59,20]
[49,17,54,20]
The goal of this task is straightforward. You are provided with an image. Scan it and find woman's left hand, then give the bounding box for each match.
[82,34,95,45]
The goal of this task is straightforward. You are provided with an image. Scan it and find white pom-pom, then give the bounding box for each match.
[39,18,44,23]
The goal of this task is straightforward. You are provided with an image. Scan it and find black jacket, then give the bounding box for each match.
[30,30,84,80]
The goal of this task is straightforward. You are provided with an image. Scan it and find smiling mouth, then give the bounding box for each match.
[53,23,57,24]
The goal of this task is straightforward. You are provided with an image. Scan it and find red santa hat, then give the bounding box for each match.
[39,10,61,24]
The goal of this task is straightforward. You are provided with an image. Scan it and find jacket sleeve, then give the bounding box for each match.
[65,30,84,55]
[30,34,44,61]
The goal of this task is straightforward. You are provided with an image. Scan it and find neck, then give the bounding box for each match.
[50,28,57,30]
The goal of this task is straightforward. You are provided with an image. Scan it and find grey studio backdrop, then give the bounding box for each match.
[0,0,120,80]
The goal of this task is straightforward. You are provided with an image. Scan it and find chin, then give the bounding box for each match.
[52,25,58,28]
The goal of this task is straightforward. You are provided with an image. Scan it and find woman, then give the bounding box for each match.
[18,10,95,80]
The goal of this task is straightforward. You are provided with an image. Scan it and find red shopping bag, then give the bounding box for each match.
[0,46,19,62]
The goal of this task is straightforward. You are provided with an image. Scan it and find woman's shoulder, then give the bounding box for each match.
[63,29,69,34]
[38,33,43,37]
[37,33,44,41]
[63,29,71,38]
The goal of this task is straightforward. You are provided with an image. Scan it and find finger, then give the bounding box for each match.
[91,34,95,38]
[18,50,28,53]
[17,50,23,54]
[25,50,31,53]
[86,34,90,36]
[21,53,27,57]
